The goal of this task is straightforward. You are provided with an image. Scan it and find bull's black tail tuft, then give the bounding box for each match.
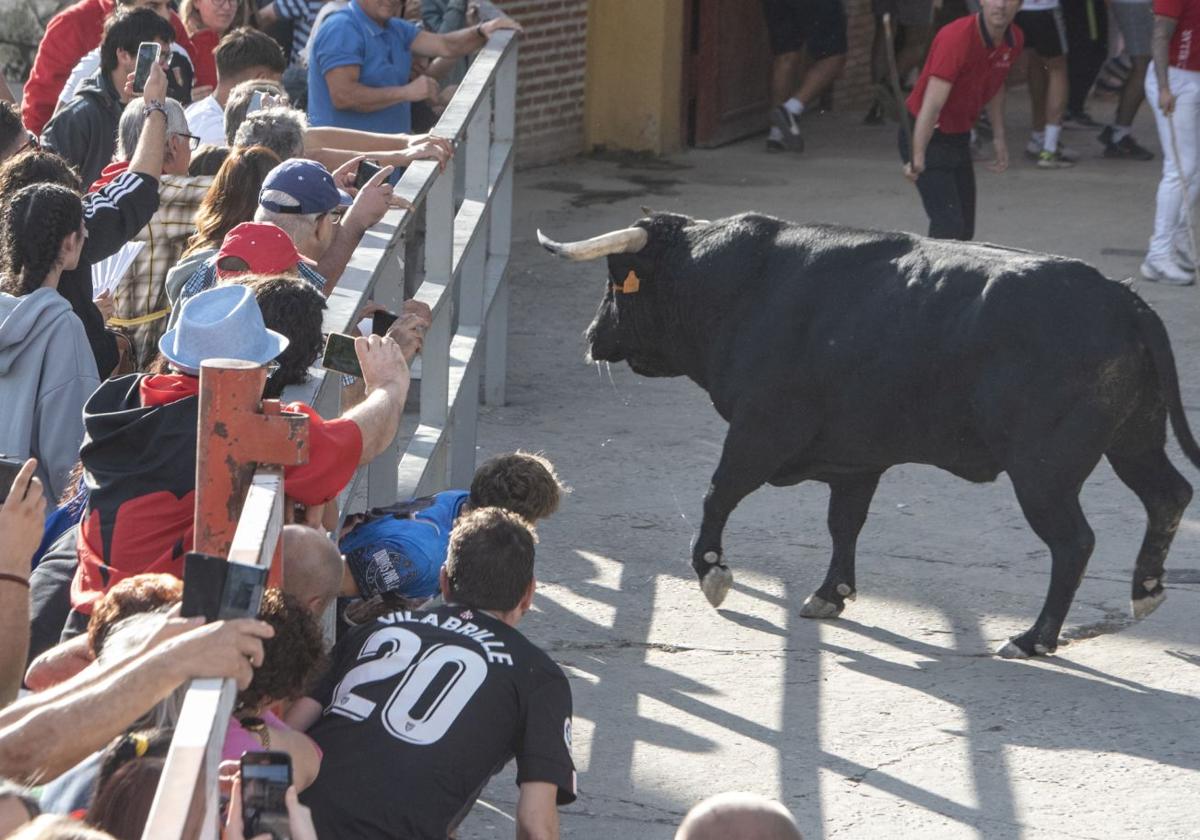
[1134,300,1200,470]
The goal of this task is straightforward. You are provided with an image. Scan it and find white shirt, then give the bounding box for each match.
[184,95,226,146]
[59,43,194,106]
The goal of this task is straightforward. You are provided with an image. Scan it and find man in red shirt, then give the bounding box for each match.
[21,0,196,136]
[902,0,1024,240]
[65,284,416,636]
[1142,0,1200,284]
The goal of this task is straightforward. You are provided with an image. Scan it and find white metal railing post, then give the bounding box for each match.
[421,158,454,489]
[366,249,406,508]
[485,44,516,406]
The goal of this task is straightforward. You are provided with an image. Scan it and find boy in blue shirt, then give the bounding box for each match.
[339,451,564,602]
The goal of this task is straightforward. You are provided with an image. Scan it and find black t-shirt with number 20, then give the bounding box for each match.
[300,605,577,839]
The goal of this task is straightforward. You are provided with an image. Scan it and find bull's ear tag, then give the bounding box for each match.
[621,270,641,294]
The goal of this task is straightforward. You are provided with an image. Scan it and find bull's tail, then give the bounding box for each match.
[1134,301,1200,470]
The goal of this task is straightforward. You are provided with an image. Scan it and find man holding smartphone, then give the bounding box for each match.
[289,508,575,840]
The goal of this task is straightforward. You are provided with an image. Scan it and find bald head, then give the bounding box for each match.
[282,525,344,616]
[675,792,802,840]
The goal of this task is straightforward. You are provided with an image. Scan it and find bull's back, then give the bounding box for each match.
[720,226,1151,477]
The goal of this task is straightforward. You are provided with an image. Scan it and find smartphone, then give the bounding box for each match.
[372,309,399,336]
[354,159,382,190]
[218,562,267,620]
[322,333,362,378]
[241,751,292,840]
[180,552,228,622]
[0,456,25,505]
[132,41,161,94]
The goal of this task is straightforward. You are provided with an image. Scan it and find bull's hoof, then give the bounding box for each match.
[1132,589,1167,620]
[798,594,842,619]
[996,640,1030,659]
[700,565,733,608]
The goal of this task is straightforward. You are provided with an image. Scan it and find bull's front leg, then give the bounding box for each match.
[799,471,882,619]
[693,418,801,608]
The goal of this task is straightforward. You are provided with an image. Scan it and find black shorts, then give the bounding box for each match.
[760,0,849,59]
[1014,8,1068,58]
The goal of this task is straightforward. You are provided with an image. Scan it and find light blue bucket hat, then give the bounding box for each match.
[159,285,289,375]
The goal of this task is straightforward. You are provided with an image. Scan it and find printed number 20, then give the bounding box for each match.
[328,626,486,745]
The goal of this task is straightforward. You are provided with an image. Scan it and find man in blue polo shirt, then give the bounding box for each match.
[307,0,521,133]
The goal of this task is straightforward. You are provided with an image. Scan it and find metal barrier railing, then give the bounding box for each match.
[140,30,518,838]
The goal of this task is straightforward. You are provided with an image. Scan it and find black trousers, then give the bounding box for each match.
[1062,0,1108,113]
[899,127,976,241]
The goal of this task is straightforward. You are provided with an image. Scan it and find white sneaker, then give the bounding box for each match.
[1175,245,1196,273]
[1023,138,1080,162]
[1141,256,1195,286]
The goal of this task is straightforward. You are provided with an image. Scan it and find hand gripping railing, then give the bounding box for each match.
[140,31,518,839]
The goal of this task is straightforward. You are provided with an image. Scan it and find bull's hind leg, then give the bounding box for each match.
[1107,447,1193,619]
[799,472,882,619]
[1001,482,1096,658]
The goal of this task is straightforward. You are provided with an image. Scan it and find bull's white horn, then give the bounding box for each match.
[536,227,648,261]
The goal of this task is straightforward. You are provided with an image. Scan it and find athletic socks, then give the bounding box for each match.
[1113,124,1132,143]
[1043,124,1062,154]
[784,98,805,117]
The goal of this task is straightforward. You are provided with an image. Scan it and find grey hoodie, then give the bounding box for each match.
[0,288,100,501]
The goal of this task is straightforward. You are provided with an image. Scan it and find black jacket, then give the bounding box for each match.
[41,69,123,190]
[65,171,160,378]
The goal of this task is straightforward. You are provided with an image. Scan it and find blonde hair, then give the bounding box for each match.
[180,0,251,34]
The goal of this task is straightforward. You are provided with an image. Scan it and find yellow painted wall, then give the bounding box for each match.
[584,0,685,154]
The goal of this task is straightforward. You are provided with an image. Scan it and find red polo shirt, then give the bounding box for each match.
[1154,0,1200,71]
[906,14,1023,135]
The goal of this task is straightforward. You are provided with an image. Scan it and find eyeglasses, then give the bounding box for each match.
[174,132,202,150]
[208,0,239,8]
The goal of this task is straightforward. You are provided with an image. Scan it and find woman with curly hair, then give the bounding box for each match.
[0,183,99,501]
[224,589,325,790]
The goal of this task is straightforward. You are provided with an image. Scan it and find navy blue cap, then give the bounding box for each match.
[259,158,340,215]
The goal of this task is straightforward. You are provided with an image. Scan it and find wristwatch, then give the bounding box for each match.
[240,716,271,750]
[142,100,167,120]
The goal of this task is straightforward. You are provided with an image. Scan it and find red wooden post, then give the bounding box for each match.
[193,359,310,574]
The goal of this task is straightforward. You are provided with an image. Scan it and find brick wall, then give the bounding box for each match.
[837,0,877,111]
[502,0,589,168]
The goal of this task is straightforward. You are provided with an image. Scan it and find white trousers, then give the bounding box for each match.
[1146,63,1200,261]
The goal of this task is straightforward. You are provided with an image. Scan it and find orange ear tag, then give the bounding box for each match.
[621,270,641,294]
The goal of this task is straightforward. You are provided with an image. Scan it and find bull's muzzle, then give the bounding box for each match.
[536,227,648,261]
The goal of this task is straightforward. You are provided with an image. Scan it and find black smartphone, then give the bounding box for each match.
[354,159,382,190]
[322,333,362,378]
[241,751,292,840]
[180,552,228,622]
[132,41,161,94]
[218,562,267,620]
[372,309,398,336]
[0,456,25,505]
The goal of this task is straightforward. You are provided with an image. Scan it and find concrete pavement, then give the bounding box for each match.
[458,88,1200,839]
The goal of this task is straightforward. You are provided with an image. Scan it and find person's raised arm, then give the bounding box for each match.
[0,617,272,784]
[315,164,407,289]
[906,76,952,182]
[0,461,45,707]
[128,61,170,178]
[1154,15,1179,114]
[411,16,522,59]
[342,334,410,464]
[515,782,559,840]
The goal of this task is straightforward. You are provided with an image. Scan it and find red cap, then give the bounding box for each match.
[216,222,302,279]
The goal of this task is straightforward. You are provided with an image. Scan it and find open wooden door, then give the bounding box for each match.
[684,0,774,148]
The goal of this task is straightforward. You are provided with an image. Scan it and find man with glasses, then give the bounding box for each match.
[93,96,217,366]
[42,8,176,187]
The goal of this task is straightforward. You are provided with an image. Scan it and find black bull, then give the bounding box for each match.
[539,212,1200,658]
